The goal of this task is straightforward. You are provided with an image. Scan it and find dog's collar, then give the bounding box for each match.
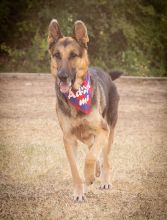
[63,72,93,114]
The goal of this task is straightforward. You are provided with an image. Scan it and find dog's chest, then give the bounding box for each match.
[71,120,95,146]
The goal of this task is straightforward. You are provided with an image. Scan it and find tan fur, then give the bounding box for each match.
[48,19,115,202]
[50,36,89,90]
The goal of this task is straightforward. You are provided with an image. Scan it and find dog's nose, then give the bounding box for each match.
[58,70,68,82]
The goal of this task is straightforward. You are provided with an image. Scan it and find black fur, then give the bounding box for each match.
[109,71,123,81]
[62,38,73,47]
[89,67,119,127]
[55,67,120,128]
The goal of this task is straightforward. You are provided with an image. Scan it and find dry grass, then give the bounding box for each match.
[0,73,167,219]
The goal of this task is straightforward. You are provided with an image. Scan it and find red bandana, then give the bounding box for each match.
[64,73,92,114]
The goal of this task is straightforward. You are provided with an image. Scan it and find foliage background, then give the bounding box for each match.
[0,0,166,76]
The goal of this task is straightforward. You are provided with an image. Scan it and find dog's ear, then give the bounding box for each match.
[74,20,89,48]
[48,19,62,47]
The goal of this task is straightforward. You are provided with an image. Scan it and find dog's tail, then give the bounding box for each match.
[109,71,123,81]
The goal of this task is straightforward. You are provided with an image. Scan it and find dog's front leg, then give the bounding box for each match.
[63,135,85,202]
[84,127,109,186]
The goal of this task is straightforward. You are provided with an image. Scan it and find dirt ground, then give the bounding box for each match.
[0,73,167,220]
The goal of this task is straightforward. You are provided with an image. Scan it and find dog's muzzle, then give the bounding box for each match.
[57,70,72,93]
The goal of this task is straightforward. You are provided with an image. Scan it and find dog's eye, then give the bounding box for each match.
[53,52,61,60]
[69,52,78,59]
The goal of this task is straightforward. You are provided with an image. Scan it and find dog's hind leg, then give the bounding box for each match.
[100,127,114,189]
[64,135,85,202]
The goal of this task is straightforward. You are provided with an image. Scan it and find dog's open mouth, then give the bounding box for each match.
[59,81,71,93]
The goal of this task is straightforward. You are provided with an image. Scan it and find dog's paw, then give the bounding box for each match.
[85,174,95,186]
[74,194,86,202]
[100,183,112,190]
[73,184,86,202]
[85,168,95,185]
[84,159,96,185]
[95,160,101,177]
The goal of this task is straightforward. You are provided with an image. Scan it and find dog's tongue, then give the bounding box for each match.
[59,82,71,93]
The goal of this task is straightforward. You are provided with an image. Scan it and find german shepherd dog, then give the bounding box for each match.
[48,19,121,202]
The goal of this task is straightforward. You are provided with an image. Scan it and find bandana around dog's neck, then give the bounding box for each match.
[63,72,92,114]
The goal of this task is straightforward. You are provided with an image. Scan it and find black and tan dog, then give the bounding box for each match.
[48,19,121,202]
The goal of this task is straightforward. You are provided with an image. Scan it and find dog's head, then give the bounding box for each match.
[48,19,89,93]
